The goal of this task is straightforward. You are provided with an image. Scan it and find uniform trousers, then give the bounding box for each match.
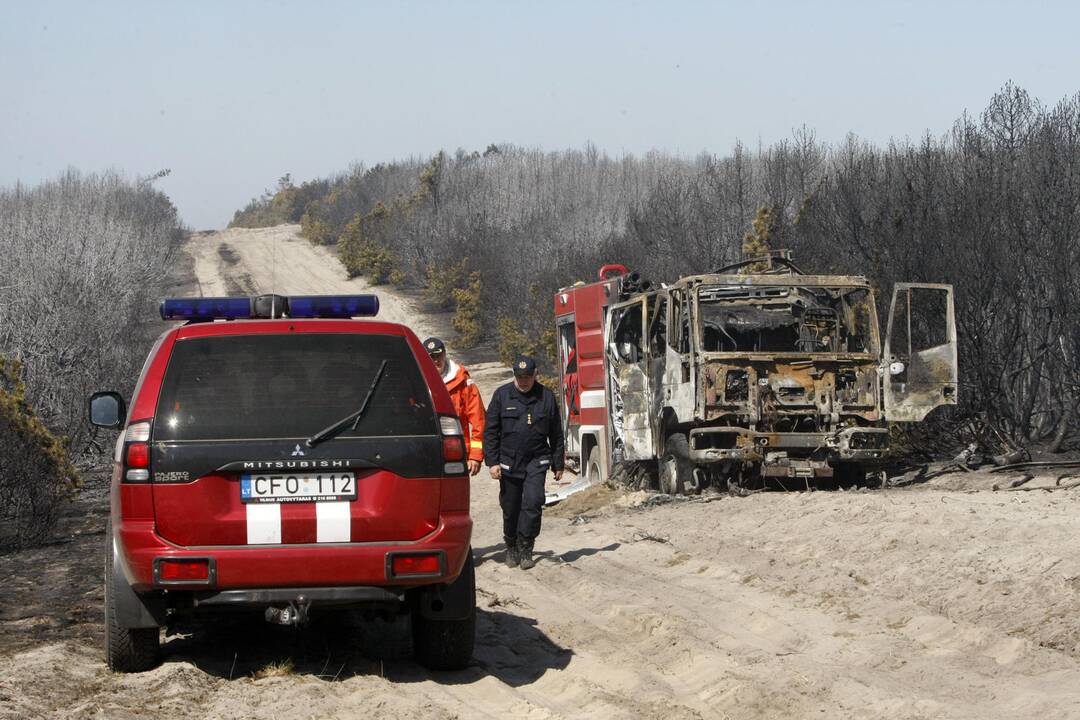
[499,457,548,543]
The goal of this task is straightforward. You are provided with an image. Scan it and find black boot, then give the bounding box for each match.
[518,539,535,570]
[504,539,520,568]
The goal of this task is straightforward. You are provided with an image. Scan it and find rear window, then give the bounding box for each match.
[153,333,437,441]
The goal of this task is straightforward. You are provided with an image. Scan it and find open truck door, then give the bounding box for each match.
[882,283,959,422]
[606,295,657,460]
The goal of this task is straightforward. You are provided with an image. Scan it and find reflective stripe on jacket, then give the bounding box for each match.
[443,359,485,462]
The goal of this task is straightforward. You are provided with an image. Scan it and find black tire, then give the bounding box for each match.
[104,529,161,673]
[413,557,476,671]
[585,445,604,485]
[658,433,698,495]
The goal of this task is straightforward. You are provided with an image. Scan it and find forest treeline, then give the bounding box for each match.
[231,84,1079,453]
[0,170,185,547]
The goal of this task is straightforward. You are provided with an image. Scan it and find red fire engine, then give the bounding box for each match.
[549,264,629,498]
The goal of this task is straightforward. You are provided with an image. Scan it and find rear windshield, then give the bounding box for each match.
[153,333,437,441]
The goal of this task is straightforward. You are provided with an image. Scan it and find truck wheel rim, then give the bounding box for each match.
[661,455,678,493]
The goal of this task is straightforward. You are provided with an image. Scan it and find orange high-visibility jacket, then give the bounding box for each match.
[443,359,485,462]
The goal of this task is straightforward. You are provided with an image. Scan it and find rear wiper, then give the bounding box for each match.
[305,360,388,448]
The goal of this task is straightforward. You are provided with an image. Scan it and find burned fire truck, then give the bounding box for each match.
[554,252,958,493]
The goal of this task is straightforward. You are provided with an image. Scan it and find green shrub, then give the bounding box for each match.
[338,213,365,277]
[337,205,401,283]
[742,204,776,272]
[229,198,275,228]
[495,305,556,372]
[0,355,78,549]
[495,317,526,366]
[450,271,483,347]
[300,214,336,246]
[357,240,396,285]
[424,259,470,310]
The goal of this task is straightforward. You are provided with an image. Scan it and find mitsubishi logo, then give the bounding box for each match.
[291,444,305,457]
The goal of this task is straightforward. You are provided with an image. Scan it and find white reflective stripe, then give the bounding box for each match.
[316,501,351,543]
[466,379,475,386]
[580,390,605,409]
[539,459,550,466]
[500,463,511,470]
[246,503,281,545]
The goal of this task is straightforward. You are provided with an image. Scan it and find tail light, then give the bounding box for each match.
[126,443,149,468]
[121,421,152,483]
[154,557,214,585]
[387,551,444,578]
[439,416,467,474]
[443,437,466,462]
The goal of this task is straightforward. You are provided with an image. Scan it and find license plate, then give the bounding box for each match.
[240,472,357,503]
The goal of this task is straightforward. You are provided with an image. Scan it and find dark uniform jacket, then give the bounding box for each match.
[483,381,565,477]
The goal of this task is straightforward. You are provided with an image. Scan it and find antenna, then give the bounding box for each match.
[271,228,277,314]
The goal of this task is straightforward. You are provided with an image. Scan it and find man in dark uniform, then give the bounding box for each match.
[483,354,565,570]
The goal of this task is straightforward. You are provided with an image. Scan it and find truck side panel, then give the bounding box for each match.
[556,278,618,476]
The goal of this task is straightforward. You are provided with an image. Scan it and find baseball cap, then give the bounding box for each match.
[513,354,537,376]
[423,337,445,355]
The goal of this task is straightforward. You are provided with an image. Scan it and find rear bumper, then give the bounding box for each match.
[688,426,889,465]
[117,512,472,592]
[193,585,403,608]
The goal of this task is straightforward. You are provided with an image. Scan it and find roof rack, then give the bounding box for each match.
[713,250,804,276]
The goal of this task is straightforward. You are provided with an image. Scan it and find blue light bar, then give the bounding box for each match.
[160,297,253,321]
[287,295,380,318]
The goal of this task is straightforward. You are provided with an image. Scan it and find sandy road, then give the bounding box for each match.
[191,225,442,333]
[3,225,1080,719]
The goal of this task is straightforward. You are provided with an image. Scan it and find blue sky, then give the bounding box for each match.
[2,0,1077,229]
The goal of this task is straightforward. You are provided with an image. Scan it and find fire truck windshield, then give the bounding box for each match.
[696,285,879,355]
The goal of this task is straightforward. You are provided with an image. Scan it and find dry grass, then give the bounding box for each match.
[252,658,294,679]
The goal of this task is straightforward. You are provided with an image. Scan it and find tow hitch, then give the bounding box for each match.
[264,596,312,626]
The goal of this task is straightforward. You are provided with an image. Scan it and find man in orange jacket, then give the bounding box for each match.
[424,337,484,475]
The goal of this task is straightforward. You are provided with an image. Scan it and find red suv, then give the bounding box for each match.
[89,294,475,672]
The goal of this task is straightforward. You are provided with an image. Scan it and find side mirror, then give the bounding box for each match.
[88,391,126,429]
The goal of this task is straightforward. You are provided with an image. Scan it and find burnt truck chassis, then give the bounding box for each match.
[688,426,889,479]
[601,255,957,493]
